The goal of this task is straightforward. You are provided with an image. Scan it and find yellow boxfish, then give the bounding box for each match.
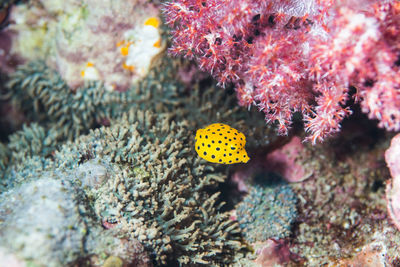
[195,123,250,164]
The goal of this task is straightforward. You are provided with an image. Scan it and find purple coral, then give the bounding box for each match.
[163,0,400,143]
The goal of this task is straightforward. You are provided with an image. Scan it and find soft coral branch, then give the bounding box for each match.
[163,0,400,144]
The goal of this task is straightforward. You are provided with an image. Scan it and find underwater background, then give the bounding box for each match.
[0,0,400,266]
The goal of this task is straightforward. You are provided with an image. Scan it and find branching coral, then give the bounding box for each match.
[164,0,400,143]
[8,123,59,161]
[0,61,131,183]
[6,61,121,140]
[53,109,244,266]
[1,123,59,188]
[5,56,189,140]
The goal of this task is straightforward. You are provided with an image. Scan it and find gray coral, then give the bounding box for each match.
[7,61,122,140]
[6,56,186,139]
[54,109,243,266]
[1,123,58,188]
[236,173,298,243]
[0,165,153,266]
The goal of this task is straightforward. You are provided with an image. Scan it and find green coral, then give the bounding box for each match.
[0,142,8,172]
[53,109,243,266]
[8,123,59,161]
[7,61,122,140]
[236,173,298,243]
[1,123,60,188]
[6,55,186,138]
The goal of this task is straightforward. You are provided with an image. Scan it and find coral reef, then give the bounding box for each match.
[164,0,400,143]
[287,130,400,266]
[1,123,58,188]
[2,1,400,266]
[236,173,298,243]
[4,54,187,139]
[1,108,246,266]
[6,61,123,140]
[51,109,243,266]
[0,164,153,266]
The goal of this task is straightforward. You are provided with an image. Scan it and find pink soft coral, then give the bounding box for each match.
[163,0,400,144]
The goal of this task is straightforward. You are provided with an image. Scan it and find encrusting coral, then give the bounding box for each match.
[51,109,244,266]
[236,173,298,243]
